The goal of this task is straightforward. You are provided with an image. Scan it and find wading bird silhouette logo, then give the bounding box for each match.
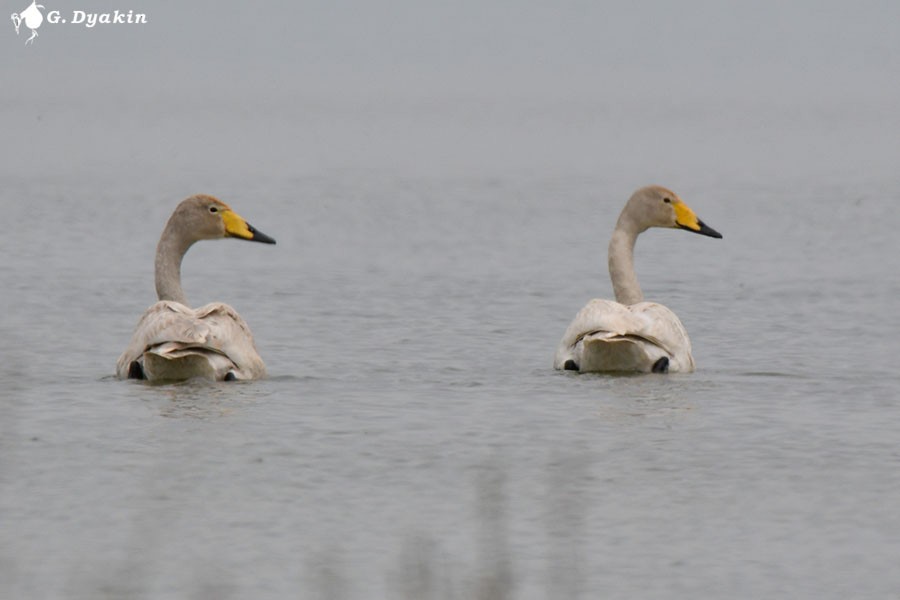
[10,0,45,45]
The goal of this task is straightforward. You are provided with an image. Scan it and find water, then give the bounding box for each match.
[4,2,900,598]
[3,172,899,598]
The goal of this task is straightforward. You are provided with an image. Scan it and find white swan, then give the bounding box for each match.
[116,195,276,382]
[554,185,722,374]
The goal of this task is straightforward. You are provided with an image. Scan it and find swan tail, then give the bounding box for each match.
[577,332,669,373]
[141,343,238,382]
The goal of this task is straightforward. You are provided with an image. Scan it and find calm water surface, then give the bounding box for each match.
[3,2,900,595]
[2,167,899,598]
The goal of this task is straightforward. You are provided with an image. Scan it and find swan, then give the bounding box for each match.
[554,185,722,374]
[116,194,276,382]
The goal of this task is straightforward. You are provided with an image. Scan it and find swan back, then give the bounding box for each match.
[554,299,695,373]
[116,301,267,381]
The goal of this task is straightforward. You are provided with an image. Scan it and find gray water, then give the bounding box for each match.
[3,1,900,599]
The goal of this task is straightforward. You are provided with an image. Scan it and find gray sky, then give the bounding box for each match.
[3,1,899,184]
[7,1,899,92]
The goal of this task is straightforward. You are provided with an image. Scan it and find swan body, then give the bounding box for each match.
[554,299,695,373]
[554,185,722,374]
[117,195,276,382]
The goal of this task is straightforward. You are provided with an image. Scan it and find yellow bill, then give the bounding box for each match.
[222,209,277,244]
[673,201,722,238]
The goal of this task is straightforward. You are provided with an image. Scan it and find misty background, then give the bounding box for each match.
[3,0,899,187]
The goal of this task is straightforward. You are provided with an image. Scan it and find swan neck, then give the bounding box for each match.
[154,221,193,305]
[608,220,643,305]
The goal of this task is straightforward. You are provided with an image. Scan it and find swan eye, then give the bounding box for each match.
[663,198,671,204]
[209,206,219,213]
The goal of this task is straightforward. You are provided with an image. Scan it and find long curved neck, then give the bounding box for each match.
[607,214,644,305]
[154,221,193,305]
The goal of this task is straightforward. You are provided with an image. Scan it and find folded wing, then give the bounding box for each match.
[116,301,267,381]
[554,299,695,373]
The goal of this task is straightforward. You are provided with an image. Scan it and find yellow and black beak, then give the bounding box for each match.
[673,202,723,239]
[222,209,277,244]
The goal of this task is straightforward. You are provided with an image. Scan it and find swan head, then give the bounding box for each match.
[171,194,277,245]
[625,185,722,238]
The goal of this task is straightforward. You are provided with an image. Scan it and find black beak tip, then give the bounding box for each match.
[696,220,723,239]
[248,224,276,244]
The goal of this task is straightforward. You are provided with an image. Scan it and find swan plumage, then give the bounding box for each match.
[554,185,721,374]
[116,194,275,382]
